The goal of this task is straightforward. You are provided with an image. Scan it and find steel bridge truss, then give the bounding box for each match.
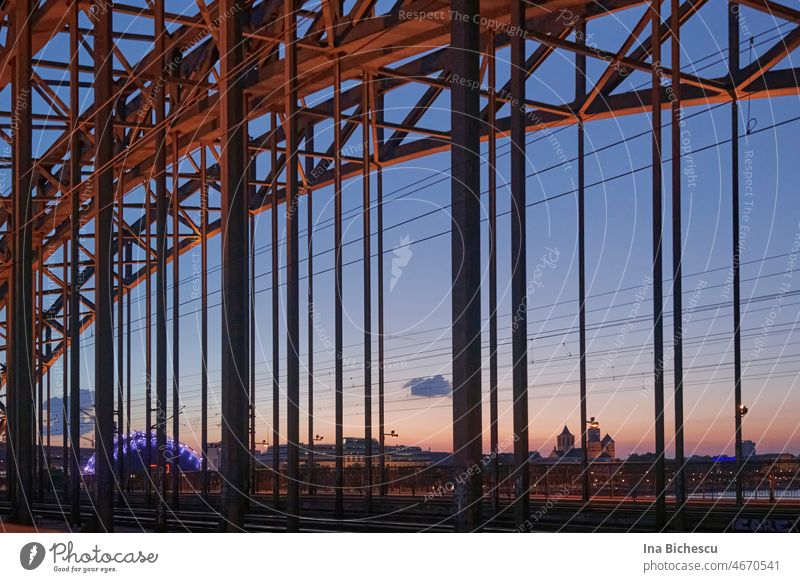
[0,0,798,531]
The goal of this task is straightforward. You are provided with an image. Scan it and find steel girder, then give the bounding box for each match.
[0,0,796,466]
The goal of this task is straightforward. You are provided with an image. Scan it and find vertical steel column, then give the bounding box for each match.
[125,242,132,493]
[144,186,153,504]
[361,75,373,510]
[37,247,44,499]
[650,0,667,532]
[68,0,82,526]
[250,208,256,493]
[285,0,301,532]
[487,31,499,515]
[219,0,250,531]
[510,0,530,529]
[116,175,125,506]
[450,0,483,532]
[92,0,116,532]
[270,113,280,507]
[306,128,315,494]
[671,0,686,529]
[200,147,209,500]
[8,0,35,526]
[172,135,181,507]
[729,0,743,507]
[46,327,52,491]
[333,60,344,520]
[62,242,69,502]
[576,16,590,504]
[246,101,255,496]
[376,89,386,497]
[154,0,169,532]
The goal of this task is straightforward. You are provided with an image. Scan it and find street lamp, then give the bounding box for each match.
[379,431,399,496]
[735,403,749,505]
[306,436,324,495]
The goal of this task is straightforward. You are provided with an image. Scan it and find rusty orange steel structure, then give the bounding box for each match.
[0,0,798,531]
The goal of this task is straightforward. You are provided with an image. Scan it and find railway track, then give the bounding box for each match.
[4,496,798,532]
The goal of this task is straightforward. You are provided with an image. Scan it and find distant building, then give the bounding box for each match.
[587,418,601,442]
[545,417,616,463]
[207,442,222,471]
[556,425,574,453]
[741,440,756,458]
[601,434,616,459]
[259,437,435,469]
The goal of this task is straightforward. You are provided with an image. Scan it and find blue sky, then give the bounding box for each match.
[2,1,799,459]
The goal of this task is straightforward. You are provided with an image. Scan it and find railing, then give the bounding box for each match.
[9,458,800,503]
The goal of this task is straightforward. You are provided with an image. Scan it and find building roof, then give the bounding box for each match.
[560,425,573,436]
[601,434,615,444]
[542,446,585,463]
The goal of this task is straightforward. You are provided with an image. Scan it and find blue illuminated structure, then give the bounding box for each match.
[711,455,737,463]
[82,430,202,475]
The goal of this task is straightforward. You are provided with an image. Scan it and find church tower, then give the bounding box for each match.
[556,425,575,453]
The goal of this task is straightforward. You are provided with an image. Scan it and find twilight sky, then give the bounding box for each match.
[6,1,800,459]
